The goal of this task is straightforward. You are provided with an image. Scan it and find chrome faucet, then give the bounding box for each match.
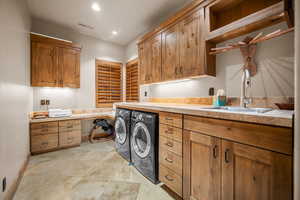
[240,68,252,108]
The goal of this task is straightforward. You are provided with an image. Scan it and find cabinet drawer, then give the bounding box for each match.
[160,123,182,142]
[59,130,81,148]
[160,112,182,128]
[30,122,58,131]
[31,134,58,153]
[59,120,81,132]
[160,147,182,175]
[31,126,58,136]
[159,164,182,197]
[184,115,293,155]
[160,136,182,156]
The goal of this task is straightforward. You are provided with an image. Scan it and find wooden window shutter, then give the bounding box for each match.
[126,59,139,102]
[96,59,122,107]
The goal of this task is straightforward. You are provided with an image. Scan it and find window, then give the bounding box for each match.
[95,59,122,107]
[126,59,139,102]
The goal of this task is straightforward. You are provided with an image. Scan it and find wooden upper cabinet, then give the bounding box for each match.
[138,1,217,85]
[59,48,80,88]
[139,34,162,84]
[31,33,81,88]
[138,43,148,85]
[179,9,205,77]
[183,130,221,200]
[162,24,180,81]
[148,34,162,83]
[31,42,59,87]
[221,140,292,200]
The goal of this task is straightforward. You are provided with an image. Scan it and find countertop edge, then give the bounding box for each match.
[30,113,115,124]
[115,104,293,128]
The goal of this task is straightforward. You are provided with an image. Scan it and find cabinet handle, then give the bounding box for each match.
[165,117,173,121]
[41,129,49,132]
[180,66,183,74]
[41,142,48,146]
[67,125,73,129]
[165,175,174,182]
[165,130,173,135]
[213,145,218,158]
[165,157,173,163]
[225,149,230,163]
[175,67,178,75]
[67,137,74,144]
[165,141,173,147]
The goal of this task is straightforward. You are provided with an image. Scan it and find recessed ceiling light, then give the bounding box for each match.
[112,31,118,35]
[91,2,101,12]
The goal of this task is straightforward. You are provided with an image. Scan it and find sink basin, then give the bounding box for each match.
[207,106,272,113]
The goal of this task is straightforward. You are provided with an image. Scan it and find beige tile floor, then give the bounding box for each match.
[14,141,175,200]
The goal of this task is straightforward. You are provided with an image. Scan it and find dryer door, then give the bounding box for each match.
[131,122,151,158]
[115,117,127,145]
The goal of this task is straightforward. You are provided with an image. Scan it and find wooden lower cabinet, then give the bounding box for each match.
[159,164,183,196]
[31,134,59,153]
[221,140,292,200]
[30,120,82,154]
[59,131,81,148]
[183,130,292,200]
[183,130,221,200]
[159,116,183,197]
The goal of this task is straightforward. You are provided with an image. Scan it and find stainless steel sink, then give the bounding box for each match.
[207,106,272,114]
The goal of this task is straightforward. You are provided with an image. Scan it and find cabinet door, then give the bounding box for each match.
[162,24,180,81]
[59,48,80,88]
[180,8,205,77]
[138,44,148,85]
[31,42,58,87]
[222,140,292,200]
[183,130,221,200]
[148,34,162,83]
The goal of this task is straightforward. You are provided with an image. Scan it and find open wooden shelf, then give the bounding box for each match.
[206,0,294,43]
[209,27,294,55]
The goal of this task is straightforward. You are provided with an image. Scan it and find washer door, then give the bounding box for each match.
[115,117,127,145]
[132,122,151,158]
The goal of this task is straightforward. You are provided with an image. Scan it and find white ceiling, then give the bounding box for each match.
[27,0,193,46]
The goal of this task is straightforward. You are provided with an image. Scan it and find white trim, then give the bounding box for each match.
[30,32,73,43]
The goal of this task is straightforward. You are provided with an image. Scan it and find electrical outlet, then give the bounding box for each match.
[209,87,215,96]
[40,99,46,106]
[144,91,148,97]
[46,100,50,105]
[2,177,6,192]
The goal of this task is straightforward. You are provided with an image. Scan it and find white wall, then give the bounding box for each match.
[294,0,299,199]
[126,23,294,100]
[31,19,126,110]
[125,37,140,62]
[0,0,32,199]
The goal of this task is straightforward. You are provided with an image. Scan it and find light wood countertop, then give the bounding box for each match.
[115,102,293,128]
